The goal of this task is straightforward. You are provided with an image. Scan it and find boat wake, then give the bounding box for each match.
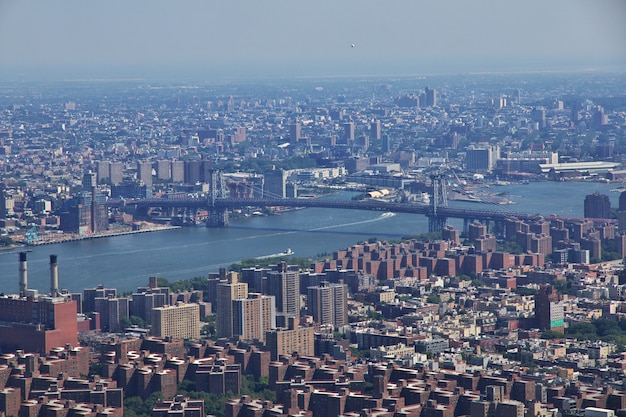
[225,211,399,241]
[256,248,295,259]
[309,212,396,231]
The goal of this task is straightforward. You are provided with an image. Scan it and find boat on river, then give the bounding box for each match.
[255,248,294,259]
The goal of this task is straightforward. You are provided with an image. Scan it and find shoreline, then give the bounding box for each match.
[22,225,181,247]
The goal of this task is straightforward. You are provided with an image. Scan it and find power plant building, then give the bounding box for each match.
[0,253,78,354]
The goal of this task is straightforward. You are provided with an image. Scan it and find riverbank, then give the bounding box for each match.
[23,224,181,246]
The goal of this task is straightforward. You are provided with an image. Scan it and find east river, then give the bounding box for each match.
[0,181,623,294]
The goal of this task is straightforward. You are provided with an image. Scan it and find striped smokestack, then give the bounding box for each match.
[19,251,28,297]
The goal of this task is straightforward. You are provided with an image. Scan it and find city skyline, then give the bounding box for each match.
[1,0,625,81]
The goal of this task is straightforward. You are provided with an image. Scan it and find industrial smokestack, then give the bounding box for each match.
[50,254,59,297]
[19,251,28,297]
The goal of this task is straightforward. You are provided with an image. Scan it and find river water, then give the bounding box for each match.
[0,181,621,294]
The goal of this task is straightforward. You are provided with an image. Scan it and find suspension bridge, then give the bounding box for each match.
[109,170,610,233]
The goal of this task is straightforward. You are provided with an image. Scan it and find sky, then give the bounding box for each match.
[1,0,625,81]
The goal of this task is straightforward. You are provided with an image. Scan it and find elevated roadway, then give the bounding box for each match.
[112,196,609,227]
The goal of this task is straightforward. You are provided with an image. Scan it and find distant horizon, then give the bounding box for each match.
[2,60,625,84]
[2,0,624,84]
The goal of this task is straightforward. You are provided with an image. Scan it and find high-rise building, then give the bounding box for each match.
[266,262,300,318]
[592,106,609,129]
[531,107,546,129]
[232,126,246,143]
[424,87,437,107]
[442,225,461,245]
[94,296,129,333]
[466,145,500,172]
[109,162,124,185]
[290,123,301,142]
[96,160,111,183]
[200,160,213,184]
[71,171,109,235]
[581,237,602,260]
[216,272,248,339]
[396,95,419,108]
[355,135,369,151]
[241,266,271,293]
[60,204,90,235]
[571,219,595,240]
[83,284,117,313]
[171,160,185,183]
[535,284,564,333]
[616,233,626,258]
[584,192,611,219]
[341,122,355,143]
[152,302,200,340]
[571,101,582,125]
[329,109,344,120]
[131,290,168,324]
[82,170,96,190]
[370,120,381,140]
[307,281,348,329]
[232,293,275,342]
[0,184,6,219]
[468,222,488,242]
[381,134,391,153]
[263,168,287,199]
[184,160,202,184]
[156,160,171,181]
[82,170,99,234]
[138,161,153,186]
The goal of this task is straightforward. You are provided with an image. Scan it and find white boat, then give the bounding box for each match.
[280,248,294,256]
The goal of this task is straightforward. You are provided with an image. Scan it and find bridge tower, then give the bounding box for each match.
[207,169,229,227]
[428,172,448,232]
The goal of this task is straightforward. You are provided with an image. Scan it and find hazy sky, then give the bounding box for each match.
[1,0,625,81]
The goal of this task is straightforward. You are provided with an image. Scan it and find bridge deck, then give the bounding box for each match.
[112,197,614,224]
